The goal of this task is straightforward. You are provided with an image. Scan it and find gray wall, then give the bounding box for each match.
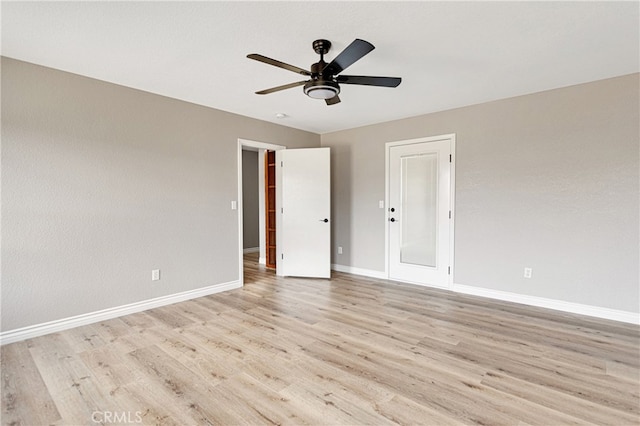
[1,57,320,331]
[322,73,639,313]
[2,55,637,333]
[242,150,260,249]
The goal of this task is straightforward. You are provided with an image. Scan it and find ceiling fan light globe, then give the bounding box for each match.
[303,80,340,100]
[307,87,338,99]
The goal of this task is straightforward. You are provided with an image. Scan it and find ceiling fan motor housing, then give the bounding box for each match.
[305,40,339,99]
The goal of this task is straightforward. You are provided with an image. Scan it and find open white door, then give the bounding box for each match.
[276,148,331,278]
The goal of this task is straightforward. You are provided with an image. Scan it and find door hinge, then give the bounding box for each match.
[449,210,451,219]
[281,207,283,213]
[281,161,283,167]
[448,266,451,275]
[281,254,284,260]
[449,154,452,163]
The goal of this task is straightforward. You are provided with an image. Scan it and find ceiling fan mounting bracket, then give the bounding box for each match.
[312,39,332,56]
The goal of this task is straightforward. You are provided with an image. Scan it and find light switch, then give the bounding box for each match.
[379,200,384,208]
[231,201,237,210]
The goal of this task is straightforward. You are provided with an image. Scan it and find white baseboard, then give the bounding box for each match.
[4,272,635,346]
[331,264,387,279]
[332,263,638,325]
[243,247,260,254]
[258,257,266,265]
[454,283,639,325]
[0,280,241,345]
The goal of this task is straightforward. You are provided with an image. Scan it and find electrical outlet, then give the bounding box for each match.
[524,267,532,279]
[152,269,160,281]
[338,246,343,255]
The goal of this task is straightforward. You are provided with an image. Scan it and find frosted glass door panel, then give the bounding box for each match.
[400,153,438,267]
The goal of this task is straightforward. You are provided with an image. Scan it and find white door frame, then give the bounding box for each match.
[237,138,286,286]
[384,134,456,289]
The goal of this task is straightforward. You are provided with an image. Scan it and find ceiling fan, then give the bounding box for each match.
[247,39,401,105]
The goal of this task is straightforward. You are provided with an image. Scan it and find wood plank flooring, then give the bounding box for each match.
[2,254,639,425]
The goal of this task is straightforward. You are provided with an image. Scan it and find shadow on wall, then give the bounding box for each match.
[330,143,352,266]
[242,150,260,251]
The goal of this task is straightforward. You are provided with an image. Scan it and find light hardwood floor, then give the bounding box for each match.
[2,254,639,425]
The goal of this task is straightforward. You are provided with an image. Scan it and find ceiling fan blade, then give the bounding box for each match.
[255,80,307,95]
[322,39,375,77]
[325,95,341,106]
[336,75,402,87]
[247,54,311,76]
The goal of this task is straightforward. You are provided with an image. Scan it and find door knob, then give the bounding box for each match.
[390,218,396,222]
[320,218,329,223]
[390,207,395,212]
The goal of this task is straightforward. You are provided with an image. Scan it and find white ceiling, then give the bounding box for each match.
[2,1,638,134]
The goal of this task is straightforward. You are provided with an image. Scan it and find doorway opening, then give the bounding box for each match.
[237,139,286,286]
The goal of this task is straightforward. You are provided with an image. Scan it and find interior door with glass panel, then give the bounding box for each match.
[388,138,451,287]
